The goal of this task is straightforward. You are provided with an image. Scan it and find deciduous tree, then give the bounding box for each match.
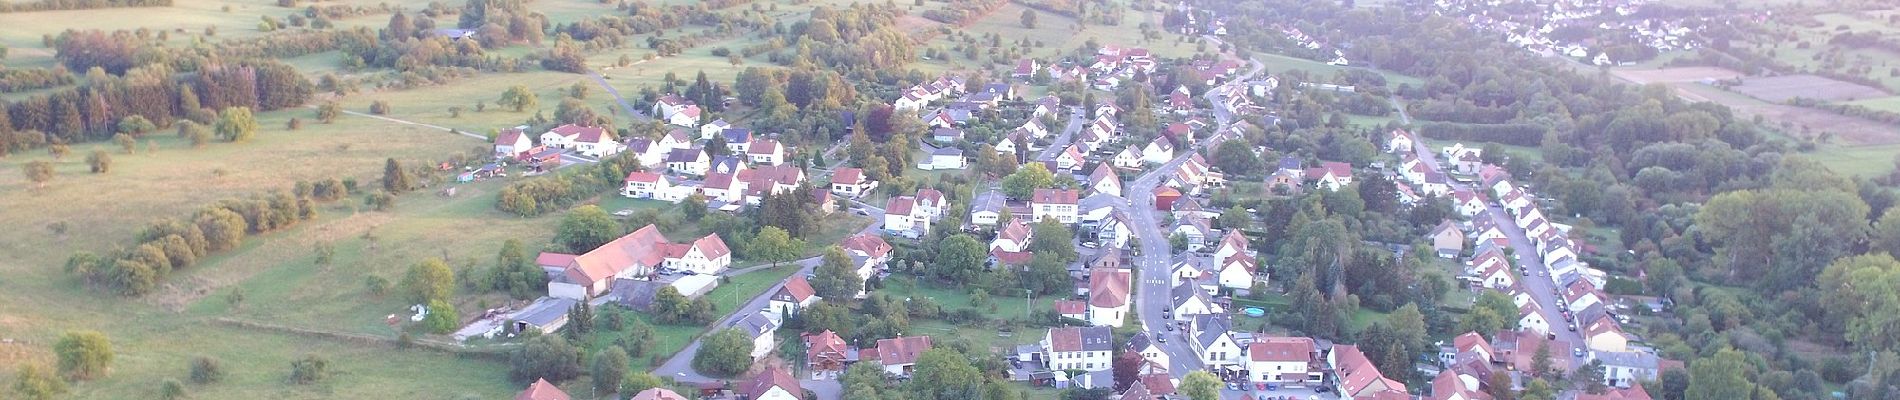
[1180,371,1220,400]
[693,328,753,377]
[555,205,618,253]
[54,330,112,381]
[510,335,584,383]
[401,258,455,304]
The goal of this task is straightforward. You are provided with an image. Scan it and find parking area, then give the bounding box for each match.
[1225,385,1337,400]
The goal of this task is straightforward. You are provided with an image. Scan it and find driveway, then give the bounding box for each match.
[1035,107,1087,162]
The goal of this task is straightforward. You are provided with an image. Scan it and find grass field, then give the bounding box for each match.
[1255,52,1425,88]
[1845,96,1900,113]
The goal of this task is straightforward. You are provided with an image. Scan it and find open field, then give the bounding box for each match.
[1674,82,1900,146]
[1608,66,1743,84]
[1255,52,1425,88]
[1731,74,1890,102]
[1845,96,1900,113]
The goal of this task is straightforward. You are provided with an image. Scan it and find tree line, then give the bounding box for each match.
[65,178,348,296]
[1,59,310,147]
[0,0,169,13]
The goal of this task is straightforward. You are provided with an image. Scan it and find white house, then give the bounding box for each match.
[1055,144,1086,171]
[665,148,711,176]
[1212,230,1249,264]
[731,312,778,361]
[920,147,967,170]
[546,225,730,300]
[1088,164,1123,197]
[699,171,748,204]
[766,276,819,324]
[1190,314,1242,367]
[829,167,878,198]
[1519,302,1551,335]
[1142,136,1176,164]
[1217,255,1257,290]
[884,196,926,238]
[865,336,934,376]
[699,119,732,140]
[746,139,785,166]
[1087,268,1131,327]
[664,104,702,127]
[741,366,802,400]
[1248,337,1319,383]
[1129,334,1170,371]
[1171,281,1218,317]
[541,124,622,158]
[970,190,1006,228]
[1031,188,1080,225]
[1113,147,1145,169]
[1305,161,1353,192]
[621,171,691,202]
[1386,129,1416,153]
[494,127,532,158]
[1043,327,1114,371]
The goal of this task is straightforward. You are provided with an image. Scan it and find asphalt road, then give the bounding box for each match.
[1035,107,1087,162]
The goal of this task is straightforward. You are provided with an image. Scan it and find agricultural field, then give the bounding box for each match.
[1737,9,1900,92]
[1729,74,1889,103]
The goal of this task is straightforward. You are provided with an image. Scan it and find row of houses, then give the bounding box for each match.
[1434,330,1666,400]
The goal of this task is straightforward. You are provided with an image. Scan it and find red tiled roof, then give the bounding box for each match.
[805,330,850,369]
[781,275,817,302]
[996,220,1033,246]
[748,139,781,155]
[628,388,689,400]
[1033,188,1079,205]
[1248,336,1315,362]
[1089,268,1130,308]
[841,233,893,259]
[1334,344,1405,397]
[1141,372,1175,395]
[688,234,731,260]
[832,167,865,185]
[867,336,933,366]
[549,124,612,144]
[886,196,915,216]
[516,378,572,400]
[625,171,662,183]
[1576,384,1654,400]
[1055,300,1086,315]
[1454,332,1495,360]
[992,249,1032,265]
[497,128,526,146]
[742,366,802,400]
[917,188,945,206]
[565,225,671,284]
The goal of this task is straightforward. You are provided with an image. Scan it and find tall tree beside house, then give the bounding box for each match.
[400,258,456,305]
[751,226,801,268]
[555,205,619,253]
[214,107,258,143]
[1001,163,1056,199]
[1180,371,1220,400]
[382,158,411,193]
[1028,219,1080,264]
[510,335,583,384]
[1111,351,1143,392]
[651,286,691,325]
[910,348,982,400]
[810,247,861,300]
[692,328,752,377]
[54,330,113,381]
[591,346,629,396]
[22,160,52,187]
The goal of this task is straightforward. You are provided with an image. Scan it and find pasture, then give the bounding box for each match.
[1729,74,1890,103]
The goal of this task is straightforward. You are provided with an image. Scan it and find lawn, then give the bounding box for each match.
[879,276,1061,324]
[1845,96,1900,113]
[921,0,1202,73]
[1255,52,1425,88]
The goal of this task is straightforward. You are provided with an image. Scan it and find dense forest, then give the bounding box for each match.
[1189,0,1900,398]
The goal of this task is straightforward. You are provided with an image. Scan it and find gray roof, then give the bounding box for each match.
[1128,333,1157,352]
[933,147,963,156]
[1078,193,1123,213]
[665,148,705,163]
[721,128,753,143]
[731,312,778,339]
[1193,314,1232,350]
[709,156,746,174]
[1594,351,1659,370]
[512,297,577,328]
[972,190,1006,214]
[1078,326,1114,351]
[612,278,666,311]
[1172,281,1212,310]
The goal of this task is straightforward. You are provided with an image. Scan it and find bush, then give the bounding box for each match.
[190,356,225,384]
[369,100,391,115]
[288,354,329,384]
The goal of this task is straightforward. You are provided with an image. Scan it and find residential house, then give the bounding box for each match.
[931,127,964,144]
[731,312,779,361]
[517,378,572,400]
[1564,279,1605,312]
[494,127,533,158]
[1304,161,1353,192]
[699,119,732,140]
[1331,344,1409,399]
[766,276,819,323]
[884,196,926,238]
[652,95,700,127]
[1430,370,1490,400]
[622,171,691,202]
[746,139,785,166]
[665,148,711,176]
[1129,334,1170,370]
[1212,230,1249,263]
[741,165,807,205]
[628,388,689,400]
[1584,314,1629,353]
[1055,300,1087,321]
[914,188,946,222]
[625,138,668,169]
[1596,352,1672,390]
[1247,337,1320,384]
[741,366,803,400]
[1453,190,1488,217]
[1519,301,1551,335]
[709,156,748,176]
[1032,188,1081,225]
[829,167,878,198]
[1113,147,1145,169]
[1088,268,1131,327]
[922,147,967,170]
[990,219,1034,263]
[1217,254,1258,290]
[1387,129,1417,153]
[1431,220,1465,258]
[804,330,854,380]
[543,124,622,157]
[1012,59,1042,79]
[864,336,934,376]
[1043,327,1115,371]
[1189,314,1242,367]
[1055,144,1086,171]
[721,128,755,153]
[1097,212,1133,249]
[700,171,748,204]
[1089,164,1123,197]
[546,225,730,299]
[1171,281,1219,317]
[664,104,701,127]
[970,190,1006,228]
[1142,136,1176,164]
[1023,119,1052,139]
[1171,216,1212,251]
[1034,96,1063,118]
[995,133,1024,156]
[894,91,929,111]
[1578,385,1657,400]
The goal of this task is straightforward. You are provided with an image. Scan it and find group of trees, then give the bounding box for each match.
[1,58,309,149]
[67,178,346,296]
[0,0,170,13]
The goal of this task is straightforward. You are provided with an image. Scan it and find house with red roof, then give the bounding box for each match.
[1087,267,1131,327]
[1576,385,1655,400]
[1089,164,1123,197]
[494,126,533,158]
[863,335,934,376]
[1043,326,1114,372]
[516,378,571,400]
[1032,188,1080,225]
[540,124,623,158]
[627,388,688,400]
[1055,300,1087,321]
[1387,129,1417,154]
[1055,144,1087,171]
[1584,314,1629,352]
[990,219,1035,263]
[803,330,855,380]
[884,196,928,238]
[828,167,878,198]
[547,225,731,299]
[1330,344,1409,400]
[1247,336,1320,383]
[767,275,819,324]
[746,138,785,165]
[739,164,806,205]
[742,366,803,400]
[1304,161,1354,192]
[1430,370,1492,400]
